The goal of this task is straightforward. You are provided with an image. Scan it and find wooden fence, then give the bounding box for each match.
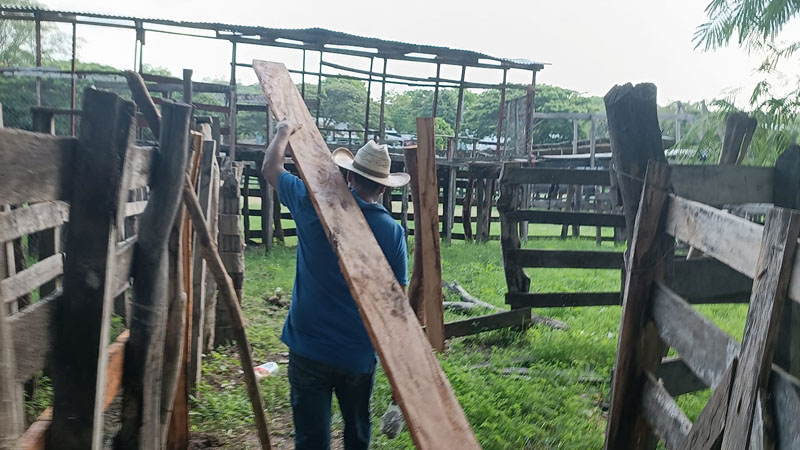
[605,159,800,449]
[0,90,243,449]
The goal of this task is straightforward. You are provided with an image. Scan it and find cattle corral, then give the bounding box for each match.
[1,4,800,450]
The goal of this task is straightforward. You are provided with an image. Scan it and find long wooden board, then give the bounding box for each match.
[507,249,623,269]
[501,167,612,186]
[0,201,69,244]
[505,210,626,227]
[0,129,76,205]
[253,60,479,449]
[670,165,773,206]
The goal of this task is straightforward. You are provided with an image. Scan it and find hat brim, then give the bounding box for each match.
[332,147,410,188]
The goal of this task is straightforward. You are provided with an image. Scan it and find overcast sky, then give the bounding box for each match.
[41,0,800,105]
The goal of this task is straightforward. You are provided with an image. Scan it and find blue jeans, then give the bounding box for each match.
[288,351,376,450]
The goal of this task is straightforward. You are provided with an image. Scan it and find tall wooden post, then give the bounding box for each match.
[405,118,444,351]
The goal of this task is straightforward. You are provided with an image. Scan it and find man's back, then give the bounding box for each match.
[277,171,407,374]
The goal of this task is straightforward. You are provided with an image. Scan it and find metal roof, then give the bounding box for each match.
[0,5,547,71]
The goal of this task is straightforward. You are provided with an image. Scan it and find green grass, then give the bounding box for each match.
[191,239,749,449]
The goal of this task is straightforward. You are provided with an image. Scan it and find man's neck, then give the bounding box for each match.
[352,186,380,203]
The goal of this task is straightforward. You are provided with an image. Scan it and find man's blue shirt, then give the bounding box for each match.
[277,171,408,373]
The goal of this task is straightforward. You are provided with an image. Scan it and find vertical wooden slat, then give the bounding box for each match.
[48,89,135,450]
[604,162,671,450]
[498,164,529,294]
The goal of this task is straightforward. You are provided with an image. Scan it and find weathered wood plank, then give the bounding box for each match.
[0,270,23,448]
[0,253,63,304]
[0,201,69,244]
[670,165,773,206]
[506,292,620,308]
[605,162,671,450]
[505,210,626,227]
[502,167,612,186]
[721,208,800,450]
[9,292,58,382]
[507,249,623,269]
[444,308,532,339]
[124,200,148,217]
[652,282,739,387]
[657,357,707,397]
[665,194,762,278]
[677,360,737,450]
[48,89,135,450]
[218,214,241,235]
[254,60,479,450]
[0,129,76,205]
[498,165,530,294]
[640,373,692,450]
[113,238,135,298]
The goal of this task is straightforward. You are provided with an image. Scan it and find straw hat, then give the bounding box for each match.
[332,140,410,188]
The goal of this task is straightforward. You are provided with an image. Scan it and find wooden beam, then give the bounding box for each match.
[506,292,620,308]
[504,210,626,228]
[48,89,135,450]
[501,168,612,186]
[498,165,530,294]
[604,162,671,450]
[0,253,63,305]
[0,129,75,205]
[657,357,707,397]
[672,257,753,304]
[722,208,800,450]
[0,201,69,248]
[671,165,773,206]
[677,360,737,450]
[444,308,531,339]
[640,373,692,450]
[507,249,623,269]
[253,60,479,450]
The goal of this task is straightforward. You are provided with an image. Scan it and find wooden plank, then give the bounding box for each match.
[506,292,620,308]
[48,89,135,450]
[218,214,241,235]
[671,165,773,206]
[640,373,692,450]
[678,360,737,450]
[0,129,75,205]
[408,118,444,350]
[0,201,69,244]
[9,292,58,382]
[0,253,63,304]
[657,357,707,397]
[507,249,623,269]
[505,210,627,228]
[444,308,532,339]
[17,330,130,450]
[502,167,612,186]
[254,60,479,449]
[652,282,739,388]
[126,145,155,190]
[0,272,23,448]
[113,238,135,298]
[604,162,671,450]
[672,257,753,304]
[498,167,530,294]
[666,194,762,279]
[124,200,148,217]
[722,208,800,450]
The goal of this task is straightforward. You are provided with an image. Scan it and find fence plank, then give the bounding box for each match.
[507,249,623,269]
[640,373,691,450]
[677,360,737,450]
[9,292,58,382]
[0,129,75,205]
[0,201,69,244]
[505,210,626,227]
[254,60,479,450]
[670,165,773,206]
[444,308,531,339]
[48,89,135,450]
[722,208,800,450]
[0,253,63,305]
[672,257,753,303]
[502,167,612,186]
[506,292,620,308]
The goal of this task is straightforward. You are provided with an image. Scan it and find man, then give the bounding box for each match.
[261,120,409,450]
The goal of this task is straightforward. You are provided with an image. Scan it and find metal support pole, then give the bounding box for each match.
[432,63,441,118]
[316,51,323,127]
[35,16,41,106]
[495,68,507,156]
[70,22,77,136]
[229,41,237,160]
[379,58,387,144]
[451,65,466,160]
[572,119,578,155]
[301,50,306,99]
[364,57,374,144]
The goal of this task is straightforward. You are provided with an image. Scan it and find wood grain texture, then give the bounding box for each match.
[0,253,63,304]
[0,201,69,244]
[678,360,737,450]
[498,164,530,294]
[501,167,612,186]
[444,308,531,339]
[504,210,626,228]
[0,129,75,205]
[721,208,800,450]
[507,249,623,269]
[48,89,135,450]
[604,162,671,450]
[671,165,772,206]
[9,292,58,382]
[506,292,620,308]
[253,60,479,450]
[640,373,692,450]
[413,118,444,351]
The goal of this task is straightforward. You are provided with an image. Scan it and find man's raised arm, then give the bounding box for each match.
[261,120,299,189]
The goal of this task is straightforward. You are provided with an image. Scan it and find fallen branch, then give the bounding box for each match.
[443,301,482,313]
[442,280,503,311]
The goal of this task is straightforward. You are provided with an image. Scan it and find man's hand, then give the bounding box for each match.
[261,118,301,188]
